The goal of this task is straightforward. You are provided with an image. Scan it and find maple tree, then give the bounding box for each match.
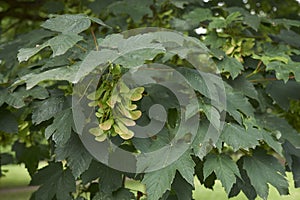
[1,0,300,200]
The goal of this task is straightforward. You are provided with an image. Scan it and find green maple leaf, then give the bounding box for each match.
[45,108,74,145]
[203,153,241,194]
[55,134,93,178]
[225,89,254,124]
[283,142,300,188]
[266,61,300,83]
[242,149,289,199]
[32,96,66,124]
[82,160,123,193]
[30,162,76,200]
[217,56,244,79]
[219,123,261,151]
[142,152,195,200]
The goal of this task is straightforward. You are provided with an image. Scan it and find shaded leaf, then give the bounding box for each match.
[55,134,93,178]
[203,153,241,194]
[30,162,76,200]
[45,109,73,145]
[242,149,289,199]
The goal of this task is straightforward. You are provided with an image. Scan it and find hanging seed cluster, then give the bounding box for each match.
[87,64,144,141]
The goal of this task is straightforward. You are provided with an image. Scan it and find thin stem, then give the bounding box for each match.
[75,44,87,52]
[249,76,295,83]
[246,60,262,78]
[91,28,99,51]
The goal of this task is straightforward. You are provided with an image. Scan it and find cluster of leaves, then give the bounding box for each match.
[1,0,300,200]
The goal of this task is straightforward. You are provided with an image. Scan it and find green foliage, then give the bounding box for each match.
[1,0,300,200]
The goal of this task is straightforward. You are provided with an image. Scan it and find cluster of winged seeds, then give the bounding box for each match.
[87,65,144,141]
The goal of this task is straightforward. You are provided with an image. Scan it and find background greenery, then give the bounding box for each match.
[1,0,300,200]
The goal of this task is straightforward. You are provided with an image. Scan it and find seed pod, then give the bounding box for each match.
[99,119,114,130]
[89,127,104,137]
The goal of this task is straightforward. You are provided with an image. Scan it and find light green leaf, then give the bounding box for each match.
[47,34,83,56]
[55,134,93,178]
[30,162,76,200]
[45,109,73,145]
[266,61,300,83]
[15,64,80,89]
[41,14,91,34]
[204,153,241,194]
[17,43,48,62]
[18,34,83,62]
[243,149,289,199]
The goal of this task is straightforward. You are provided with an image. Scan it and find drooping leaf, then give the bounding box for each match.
[13,142,49,176]
[15,64,80,89]
[55,134,93,178]
[45,109,73,145]
[203,153,241,194]
[142,152,195,200]
[242,149,289,199]
[229,159,257,200]
[81,160,123,193]
[32,96,66,124]
[0,110,18,133]
[266,80,300,110]
[30,162,76,200]
[172,172,193,200]
[18,34,83,62]
[225,89,254,124]
[256,114,300,148]
[227,75,259,100]
[283,141,300,188]
[2,86,48,108]
[219,123,261,151]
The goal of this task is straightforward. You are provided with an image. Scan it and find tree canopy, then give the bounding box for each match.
[1,0,300,200]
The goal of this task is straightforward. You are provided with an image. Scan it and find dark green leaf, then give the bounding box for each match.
[0,110,18,133]
[81,160,123,193]
[55,134,93,178]
[142,152,195,200]
[45,109,73,145]
[30,162,76,200]
[242,149,289,199]
[203,153,241,194]
[218,56,244,79]
[32,96,65,124]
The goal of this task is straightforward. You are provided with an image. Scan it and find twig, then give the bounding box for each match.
[91,28,99,51]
